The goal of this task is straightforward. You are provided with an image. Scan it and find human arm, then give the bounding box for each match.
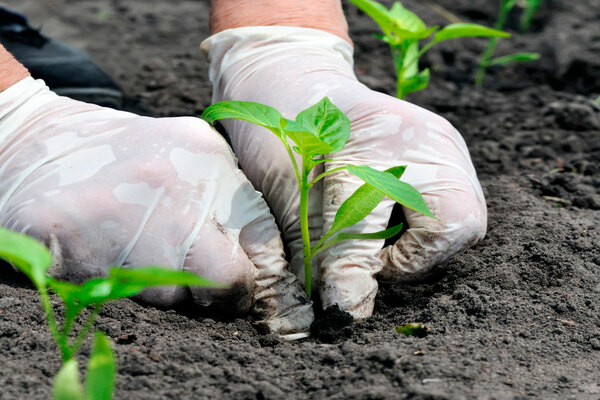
[0,47,313,338]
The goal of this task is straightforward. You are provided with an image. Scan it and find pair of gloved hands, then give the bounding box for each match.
[0,27,486,339]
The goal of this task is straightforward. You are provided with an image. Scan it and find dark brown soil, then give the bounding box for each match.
[1,1,599,399]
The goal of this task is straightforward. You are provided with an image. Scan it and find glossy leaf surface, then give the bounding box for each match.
[289,97,351,155]
[346,165,434,218]
[323,166,407,242]
[201,101,283,136]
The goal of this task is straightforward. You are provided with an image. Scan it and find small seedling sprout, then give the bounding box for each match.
[520,0,543,32]
[202,97,436,298]
[475,0,541,87]
[347,0,511,98]
[0,227,225,400]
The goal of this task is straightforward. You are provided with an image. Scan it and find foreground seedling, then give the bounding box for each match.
[0,228,224,400]
[202,97,435,297]
[348,0,510,98]
[475,0,541,86]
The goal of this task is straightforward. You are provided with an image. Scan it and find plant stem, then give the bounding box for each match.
[69,304,103,356]
[475,0,512,86]
[309,166,346,186]
[39,286,70,360]
[299,178,312,297]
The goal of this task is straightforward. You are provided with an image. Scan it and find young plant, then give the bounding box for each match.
[348,0,511,99]
[475,0,541,87]
[202,97,435,297]
[0,227,224,400]
[520,0,542,32]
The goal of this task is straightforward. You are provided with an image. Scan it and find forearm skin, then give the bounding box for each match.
[210,0,352,44]
[0,45,30,92]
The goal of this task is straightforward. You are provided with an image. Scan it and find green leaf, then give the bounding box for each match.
[489,52,540,66]
[348,0,395,36]
[346,165,435,218]
[86,332,115,400]
[395,323,429,337]
[53,359,85,400]
[0,227,52,288]
[398,68,430,98]
[502,0,519,13]
[388,2,426,34]
[433,23,510,42]
[201,101,284,136]
[109,266,227,289]
[47,278,81,301]
[291,97,351,154]
[521,0,542,31]
[323,166,406,242]
[312,223,403,257]
[337,223,404,241]
[283,119,336,157]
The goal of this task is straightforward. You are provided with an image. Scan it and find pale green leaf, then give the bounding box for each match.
[398,68,430,98]
[53,360,85,400]
[348,0,395,35]
[434,23,510,42]
[388,2,426,34]
[346,165,435,218]
[86,332,116,400]
[0,227,52,288]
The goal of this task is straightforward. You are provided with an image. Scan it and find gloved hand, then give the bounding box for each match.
[0,77,313,339]
[202,26,487,319]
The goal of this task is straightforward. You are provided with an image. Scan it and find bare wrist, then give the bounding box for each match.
[0,45,31,92]
[210,0,351,44]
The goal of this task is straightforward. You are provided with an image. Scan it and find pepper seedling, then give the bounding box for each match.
[347,0,511,98]
[202,97,435,298]
[0,227,225,400]
[475,0,541,86]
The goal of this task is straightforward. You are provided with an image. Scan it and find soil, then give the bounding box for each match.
[1,1,599,399]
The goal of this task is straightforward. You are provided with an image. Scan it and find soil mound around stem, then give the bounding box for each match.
[1,1,599,399]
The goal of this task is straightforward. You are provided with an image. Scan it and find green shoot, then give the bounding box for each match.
[202,97,435,298]
[520,0,543,32]
[347,0,510,98]
[0,227,225,400]
[475,0,541,87]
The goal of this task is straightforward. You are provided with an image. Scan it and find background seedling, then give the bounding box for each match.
[475,0,541,87]
[348,0,510,98]
[202,97,435,298]
[0,227,224,400]
[520,0,543,32]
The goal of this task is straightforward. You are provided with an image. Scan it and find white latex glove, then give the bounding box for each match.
[202,26,487,319]
[0,77,313,339]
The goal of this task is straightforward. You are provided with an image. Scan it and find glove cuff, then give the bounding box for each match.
[200,26,354,102]
[0,77,54,142]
